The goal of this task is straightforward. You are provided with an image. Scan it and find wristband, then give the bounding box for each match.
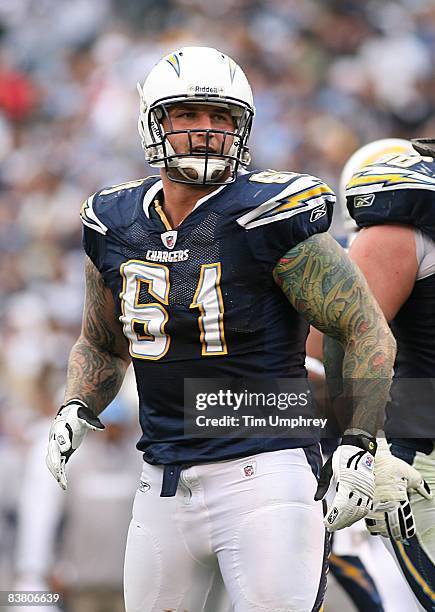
[57,398,88,416]
[341,434,377,456]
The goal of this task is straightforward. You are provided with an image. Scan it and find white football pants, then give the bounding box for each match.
[124,448,327,612]
[383,445,435,611]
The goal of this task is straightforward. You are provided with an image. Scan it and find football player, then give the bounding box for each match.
[330,138,435,610]
[45,47,396,611]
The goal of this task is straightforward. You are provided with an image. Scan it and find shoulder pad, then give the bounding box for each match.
[80,192,108,235]
[346,155,435,197]
[346,156,435,239]
[236,170,335,229]
[80,176,160,234]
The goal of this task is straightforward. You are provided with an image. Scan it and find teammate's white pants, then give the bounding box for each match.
[124,448,326,612]
[410,447,435,564]
[383,445,435,611]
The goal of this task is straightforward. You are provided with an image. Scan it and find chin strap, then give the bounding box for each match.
[176,157,229,183]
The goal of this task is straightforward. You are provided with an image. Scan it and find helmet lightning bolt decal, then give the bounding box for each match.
[228,58,237,83]
[166,54,181,77]
[347,167,424,189]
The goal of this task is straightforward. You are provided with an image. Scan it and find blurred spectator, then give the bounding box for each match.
[0,61,37,121]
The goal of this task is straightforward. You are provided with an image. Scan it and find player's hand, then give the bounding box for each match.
[45,399,104,490]
[315,434,376,531]
[365,439,431,542]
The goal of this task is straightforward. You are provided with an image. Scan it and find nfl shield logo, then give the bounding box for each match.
[363,455,374,470]
[241,461,257,478]
[161,230,177,250]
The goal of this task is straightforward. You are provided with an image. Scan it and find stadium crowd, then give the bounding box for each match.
[0,0,434,608]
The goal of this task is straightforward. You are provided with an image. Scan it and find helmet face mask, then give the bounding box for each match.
[137,47,255,185]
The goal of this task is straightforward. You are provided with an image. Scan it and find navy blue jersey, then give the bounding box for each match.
[81,170,335,464]
[346,155,435,444]
[346,155,435,241]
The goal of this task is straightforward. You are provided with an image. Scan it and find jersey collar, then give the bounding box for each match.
[143,179,163,218]
[191,184,227,211]
[142,179,228,219]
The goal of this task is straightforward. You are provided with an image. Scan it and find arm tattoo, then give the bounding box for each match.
[64,257,130,415]
[274,233,396,436]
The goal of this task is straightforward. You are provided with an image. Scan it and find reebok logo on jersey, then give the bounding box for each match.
[145,249,189,263]
[310,203,327,222]
[161,230,178,249]
[354,194,375,208]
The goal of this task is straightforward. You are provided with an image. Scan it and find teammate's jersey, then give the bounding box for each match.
[81,170,334,464]
[346,154,435,444]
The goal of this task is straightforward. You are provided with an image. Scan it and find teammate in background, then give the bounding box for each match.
[328,138,435,611]
[45,47,395,611]
[306,325,422,612]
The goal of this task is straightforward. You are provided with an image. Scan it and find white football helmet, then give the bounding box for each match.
[339,138,416,236]
[137,46,255,185]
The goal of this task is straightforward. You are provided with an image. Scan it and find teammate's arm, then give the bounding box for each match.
[348,225,417,321]
[273,232,396,531]
[344,225,431,541]
[64,255,131,413]
[46,256,131,490]
[321,225,415,418]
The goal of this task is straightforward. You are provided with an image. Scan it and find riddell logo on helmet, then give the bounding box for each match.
[187,84,224,96]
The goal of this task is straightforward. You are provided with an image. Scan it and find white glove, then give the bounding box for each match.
[315,435,376,531]
[365,438,431,542]
[45,399,104,490]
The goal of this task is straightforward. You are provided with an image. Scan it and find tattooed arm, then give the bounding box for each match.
[46,256,131,489]
[64,256,131,415]
[273,232,396,436]
[274,232,397,530]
